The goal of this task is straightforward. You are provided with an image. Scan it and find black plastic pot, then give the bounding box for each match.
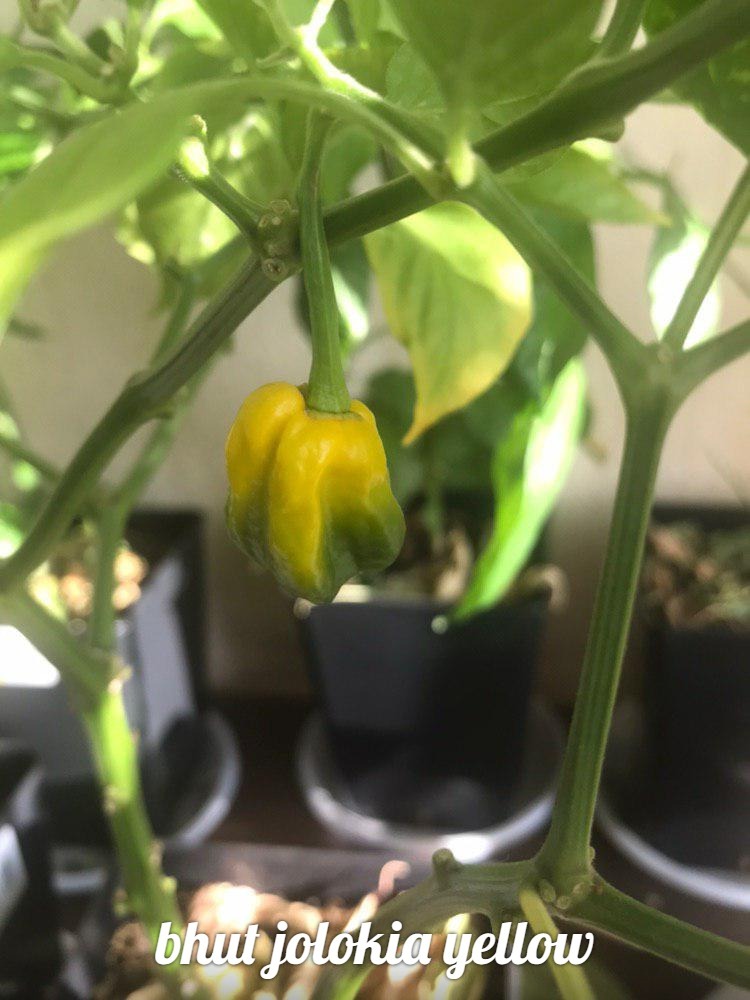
[645,504,750,804]
[600,503,750,887]
[0,742,60,997]
[297,592,548,829]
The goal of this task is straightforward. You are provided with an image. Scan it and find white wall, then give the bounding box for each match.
[3,82,748,698]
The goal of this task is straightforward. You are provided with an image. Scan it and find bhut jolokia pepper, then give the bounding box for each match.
[225,382,405,603]
[225,114,404,602]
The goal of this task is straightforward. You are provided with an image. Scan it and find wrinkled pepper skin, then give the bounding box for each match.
[226,382,405,603]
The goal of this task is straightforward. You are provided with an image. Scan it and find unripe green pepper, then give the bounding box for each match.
[226,382,405,603]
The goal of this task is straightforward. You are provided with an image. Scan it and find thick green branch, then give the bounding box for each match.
[537,385,672,882]
[311,860,534,1000]
[480,0,750,172]
[664,163,750,350]
[573,881,750,990]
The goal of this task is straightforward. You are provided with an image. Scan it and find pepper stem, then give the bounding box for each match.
[298,113,351,414]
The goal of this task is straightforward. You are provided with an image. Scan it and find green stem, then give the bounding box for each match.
[598,0,648,58]
[663,163,750,350]
[0,39,117,103]
[518,886,593,1000]
[676,317,750,396]
[479,0,750,172]
[0,430,60,483]
[174,139,263,247]
[537,385,672,883]
[573,880,750,990]
[312,859,535,1000]
[88,502,125,652]
[298,115,350,413]
[82,688,183,940]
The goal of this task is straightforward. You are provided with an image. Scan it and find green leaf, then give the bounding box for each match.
[513,212,595,399]
[455,358,586,620]
[363,368,424,505]
[365,201,532,443]
[385,42,444,120]
[384,0,603,149]
[0,96,197,332]
[644,0,750,153]
[147,0,225,41]
[191,0,277,60]
[506,144,666,226]
[346,0,404,42]
[647,181,720,347]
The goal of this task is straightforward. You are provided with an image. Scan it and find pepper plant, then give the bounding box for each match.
[0,0,749,997]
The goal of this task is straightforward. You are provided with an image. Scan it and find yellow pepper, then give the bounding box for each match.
[226,382,405,603]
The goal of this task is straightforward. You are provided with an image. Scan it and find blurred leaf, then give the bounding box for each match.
[0,130,47,179]
[647,182,720,348]
[384,0,603,152]
[192,0,276,60]
[366,201,532,442]
[455,358,586,620]
[346,0,404,41]
[0,95,197,333]
[148,0,226,41]
[644,0,749,153]
[513,212,595,400]
[385,42,444,120]
[321,123,378,203]
[363,368,424,505]
[506,144,665,226]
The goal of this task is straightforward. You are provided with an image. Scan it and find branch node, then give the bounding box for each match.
[432,848,462,886]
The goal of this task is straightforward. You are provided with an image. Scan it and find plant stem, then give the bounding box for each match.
[598,0,647,58]
[676,317,750,396]
[88,502,126,652]
[82,688,183,939]
[0,430,60,483]
[573,880,750,989]
[174,139,264,247]
[299,115,350,413]
[0,39,117,103]
[479,0,750,173]
[518,886,593,1000]
[663,163,750,350]
[537,385,672,883]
